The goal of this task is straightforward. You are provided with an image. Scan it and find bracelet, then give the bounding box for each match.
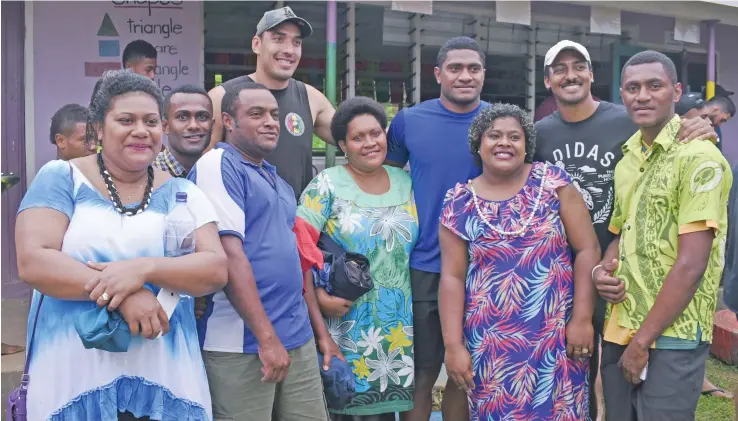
[591,264,604,280]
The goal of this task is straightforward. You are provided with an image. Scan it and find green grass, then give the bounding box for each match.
[431,357,738,420]
[698,357,738,421]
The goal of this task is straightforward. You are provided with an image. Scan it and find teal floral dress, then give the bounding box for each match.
[298,165,419,415]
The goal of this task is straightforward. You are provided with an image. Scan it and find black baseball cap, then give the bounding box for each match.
[715,84,735,97]
[675,92,706,116]
[256,7,313,38]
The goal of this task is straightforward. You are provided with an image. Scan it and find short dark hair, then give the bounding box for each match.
[330,96,388,143]
[87,70,164,144]
[122,40,157,67]
[164,84,212,115]
[621,50,678,86]
[469,103,535,167]
[50,104,88,144]
[221,82,269,118]
[708,95,736,117]
[436,36,485,67]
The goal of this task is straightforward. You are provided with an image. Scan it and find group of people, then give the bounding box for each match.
[16,5,738,421]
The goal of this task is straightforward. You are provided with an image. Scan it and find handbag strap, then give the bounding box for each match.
[22,165,71,382]
[20,165,71,383]
[21,294,44,384]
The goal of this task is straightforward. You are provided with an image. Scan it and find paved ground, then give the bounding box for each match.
[1,296,29,421]
[1,295,446,421]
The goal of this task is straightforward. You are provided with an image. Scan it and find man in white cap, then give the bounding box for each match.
[207,6,336,200]
[533,40,716,420]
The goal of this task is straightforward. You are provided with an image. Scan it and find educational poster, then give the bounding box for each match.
[32,1,202,173]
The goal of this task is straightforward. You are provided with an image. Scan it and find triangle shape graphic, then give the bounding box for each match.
[97,13,119,37]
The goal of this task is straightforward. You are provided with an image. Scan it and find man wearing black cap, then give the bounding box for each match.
[705,85,736,152]
[675,92,707,119]
[677,87,735,152]
[207,6,336,200]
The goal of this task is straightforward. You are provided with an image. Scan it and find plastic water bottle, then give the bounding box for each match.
[164,192,197,258]
[158,192,197,333]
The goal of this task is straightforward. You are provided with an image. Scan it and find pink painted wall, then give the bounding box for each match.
[32,1,202,173]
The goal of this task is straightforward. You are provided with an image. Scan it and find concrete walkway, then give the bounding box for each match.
[1,297,29,421]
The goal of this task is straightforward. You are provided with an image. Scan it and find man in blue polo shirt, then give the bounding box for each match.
[385,36,487,421]
[189,82,327,421]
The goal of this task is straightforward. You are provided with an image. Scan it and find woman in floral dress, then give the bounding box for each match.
[297,97,418,420]
[438,104,601,420]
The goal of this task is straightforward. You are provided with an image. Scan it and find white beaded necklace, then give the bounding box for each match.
[469,163,548,237]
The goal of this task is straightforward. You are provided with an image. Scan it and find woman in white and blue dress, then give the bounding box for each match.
[15,70,227,421]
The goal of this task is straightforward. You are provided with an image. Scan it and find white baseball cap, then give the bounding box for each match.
[544,40,592,67]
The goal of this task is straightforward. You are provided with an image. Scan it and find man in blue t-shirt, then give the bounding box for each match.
[190,82,327,420]
[385,36,487,421]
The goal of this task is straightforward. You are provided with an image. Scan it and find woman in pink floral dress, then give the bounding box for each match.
[439,103,601,420]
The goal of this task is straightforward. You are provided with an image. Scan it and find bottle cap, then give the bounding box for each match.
[175,192,188,202]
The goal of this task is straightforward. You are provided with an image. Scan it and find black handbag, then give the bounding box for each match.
[317,233,373,301]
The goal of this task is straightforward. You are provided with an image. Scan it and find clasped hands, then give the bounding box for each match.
[84,259,169,339]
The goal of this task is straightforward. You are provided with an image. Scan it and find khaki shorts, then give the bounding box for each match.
[203,337,329,421]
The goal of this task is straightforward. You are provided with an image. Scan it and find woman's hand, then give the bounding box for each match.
[317,335,347,371]
[118,288,170,340]
[445,343,475,392]
[85,259,153,311]
[566,317,594,361]
[316,287,353,318]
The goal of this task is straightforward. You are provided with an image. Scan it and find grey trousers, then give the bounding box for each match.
[204,337,329,421]
[601,341,709,421]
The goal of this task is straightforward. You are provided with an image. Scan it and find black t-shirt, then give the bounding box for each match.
[534,101,637,252]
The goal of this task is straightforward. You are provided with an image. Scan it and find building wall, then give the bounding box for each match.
[1,1,28,295]
[716,23,738,164]
[30,1,203,177]
[533,3,737,163]
[22,1,738,176]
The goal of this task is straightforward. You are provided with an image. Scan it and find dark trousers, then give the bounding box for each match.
[601,341,708,421]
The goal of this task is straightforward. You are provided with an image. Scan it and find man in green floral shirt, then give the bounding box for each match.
[593,51,733,421]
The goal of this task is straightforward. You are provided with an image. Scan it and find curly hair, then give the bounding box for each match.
[330,96,388,143]
[86,70,165,144]
[468,103,536,167]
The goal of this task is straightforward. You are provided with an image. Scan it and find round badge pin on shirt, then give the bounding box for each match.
[285,112,305,136]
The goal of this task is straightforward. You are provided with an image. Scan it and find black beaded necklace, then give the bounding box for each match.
[97,152,154,216]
